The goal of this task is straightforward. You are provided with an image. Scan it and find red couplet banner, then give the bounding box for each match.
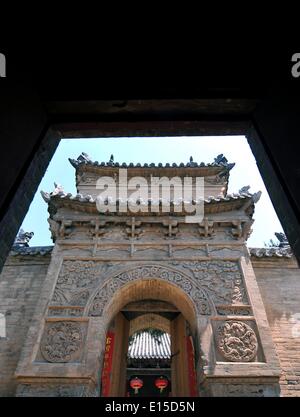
[186,335,198,397]
[101,331,115,396]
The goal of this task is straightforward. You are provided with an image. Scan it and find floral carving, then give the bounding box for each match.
[40,322,83,363]
[173,261,247,305]
[51,261,116,306]
[190,289,211,315]
[88,264,211,316]
[217,321,258,362]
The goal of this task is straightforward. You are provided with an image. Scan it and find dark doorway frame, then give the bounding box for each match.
[0,96,299,271]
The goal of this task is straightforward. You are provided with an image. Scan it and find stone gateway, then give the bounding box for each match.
[0,153,299,397]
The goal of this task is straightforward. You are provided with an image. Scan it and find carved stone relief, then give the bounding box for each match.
[216,321,258,362]
[51,260,117,307]
[88,264,212,316]
[173,260,247,305]
[40,321,84,363]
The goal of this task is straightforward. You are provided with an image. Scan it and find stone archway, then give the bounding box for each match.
[85,264,213,397]
[86,263,215,325]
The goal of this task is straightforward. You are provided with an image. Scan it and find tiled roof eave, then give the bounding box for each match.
[249,247,293,258]
[10,246,54,256]
[70,159,235,171]
[8,246,294,259]
[46,190,254,206]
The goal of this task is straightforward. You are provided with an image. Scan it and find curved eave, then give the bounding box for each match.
[46,192,256,217]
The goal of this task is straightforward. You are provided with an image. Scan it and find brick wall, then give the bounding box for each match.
[0,253,51,396]
[253,257,300,397]
[1,252,300,396]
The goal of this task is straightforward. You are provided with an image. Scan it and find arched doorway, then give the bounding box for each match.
[98,278,199,397]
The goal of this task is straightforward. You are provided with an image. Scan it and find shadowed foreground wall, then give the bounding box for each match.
[253,257,300,397]
[0,251,51,396]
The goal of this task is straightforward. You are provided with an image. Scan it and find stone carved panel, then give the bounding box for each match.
[51,261,117,306]
[40,321,84,363]
[173,261,247,305]
[216,321,258,362]
[88,264,212,316]
[190,289,211,315]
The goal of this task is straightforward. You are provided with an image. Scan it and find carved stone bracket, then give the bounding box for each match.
[49,219,73,240]
[198,218,214,238]
[126,217,143,239]
[162,220,179,238]
[230,220,254,240]
[89,220,107,237]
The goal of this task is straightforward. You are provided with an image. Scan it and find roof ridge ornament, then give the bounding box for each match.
[68,151,236,170]
[69,152,92,168]
[213,154,235,171]
[252,191,262,203]
[12,229,34,248]
[239,185,251,194]
[40,183,65,203]
[275,232,290,248]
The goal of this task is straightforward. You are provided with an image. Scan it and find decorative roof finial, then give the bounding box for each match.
[40,183,65,203]
[13,229,34,248]
[190,156,193,162]
[77,152,92,164]
[52,183,64,196]
[214,154,228,165]
[68,152,92,168]
[239,185,251,194]
[213,154,235,171]
[275,232,289,248]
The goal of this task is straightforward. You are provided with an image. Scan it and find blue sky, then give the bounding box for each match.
[20,136,284,248]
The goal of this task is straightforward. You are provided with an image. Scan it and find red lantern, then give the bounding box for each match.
[155,376,169,393]
[130,377,143,394]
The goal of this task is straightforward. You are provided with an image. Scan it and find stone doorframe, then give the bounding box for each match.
[15,252,281,397]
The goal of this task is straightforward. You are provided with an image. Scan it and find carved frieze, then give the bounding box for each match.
[216,321,258,362]
[40,321,84,363]
[88,264,212,316]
